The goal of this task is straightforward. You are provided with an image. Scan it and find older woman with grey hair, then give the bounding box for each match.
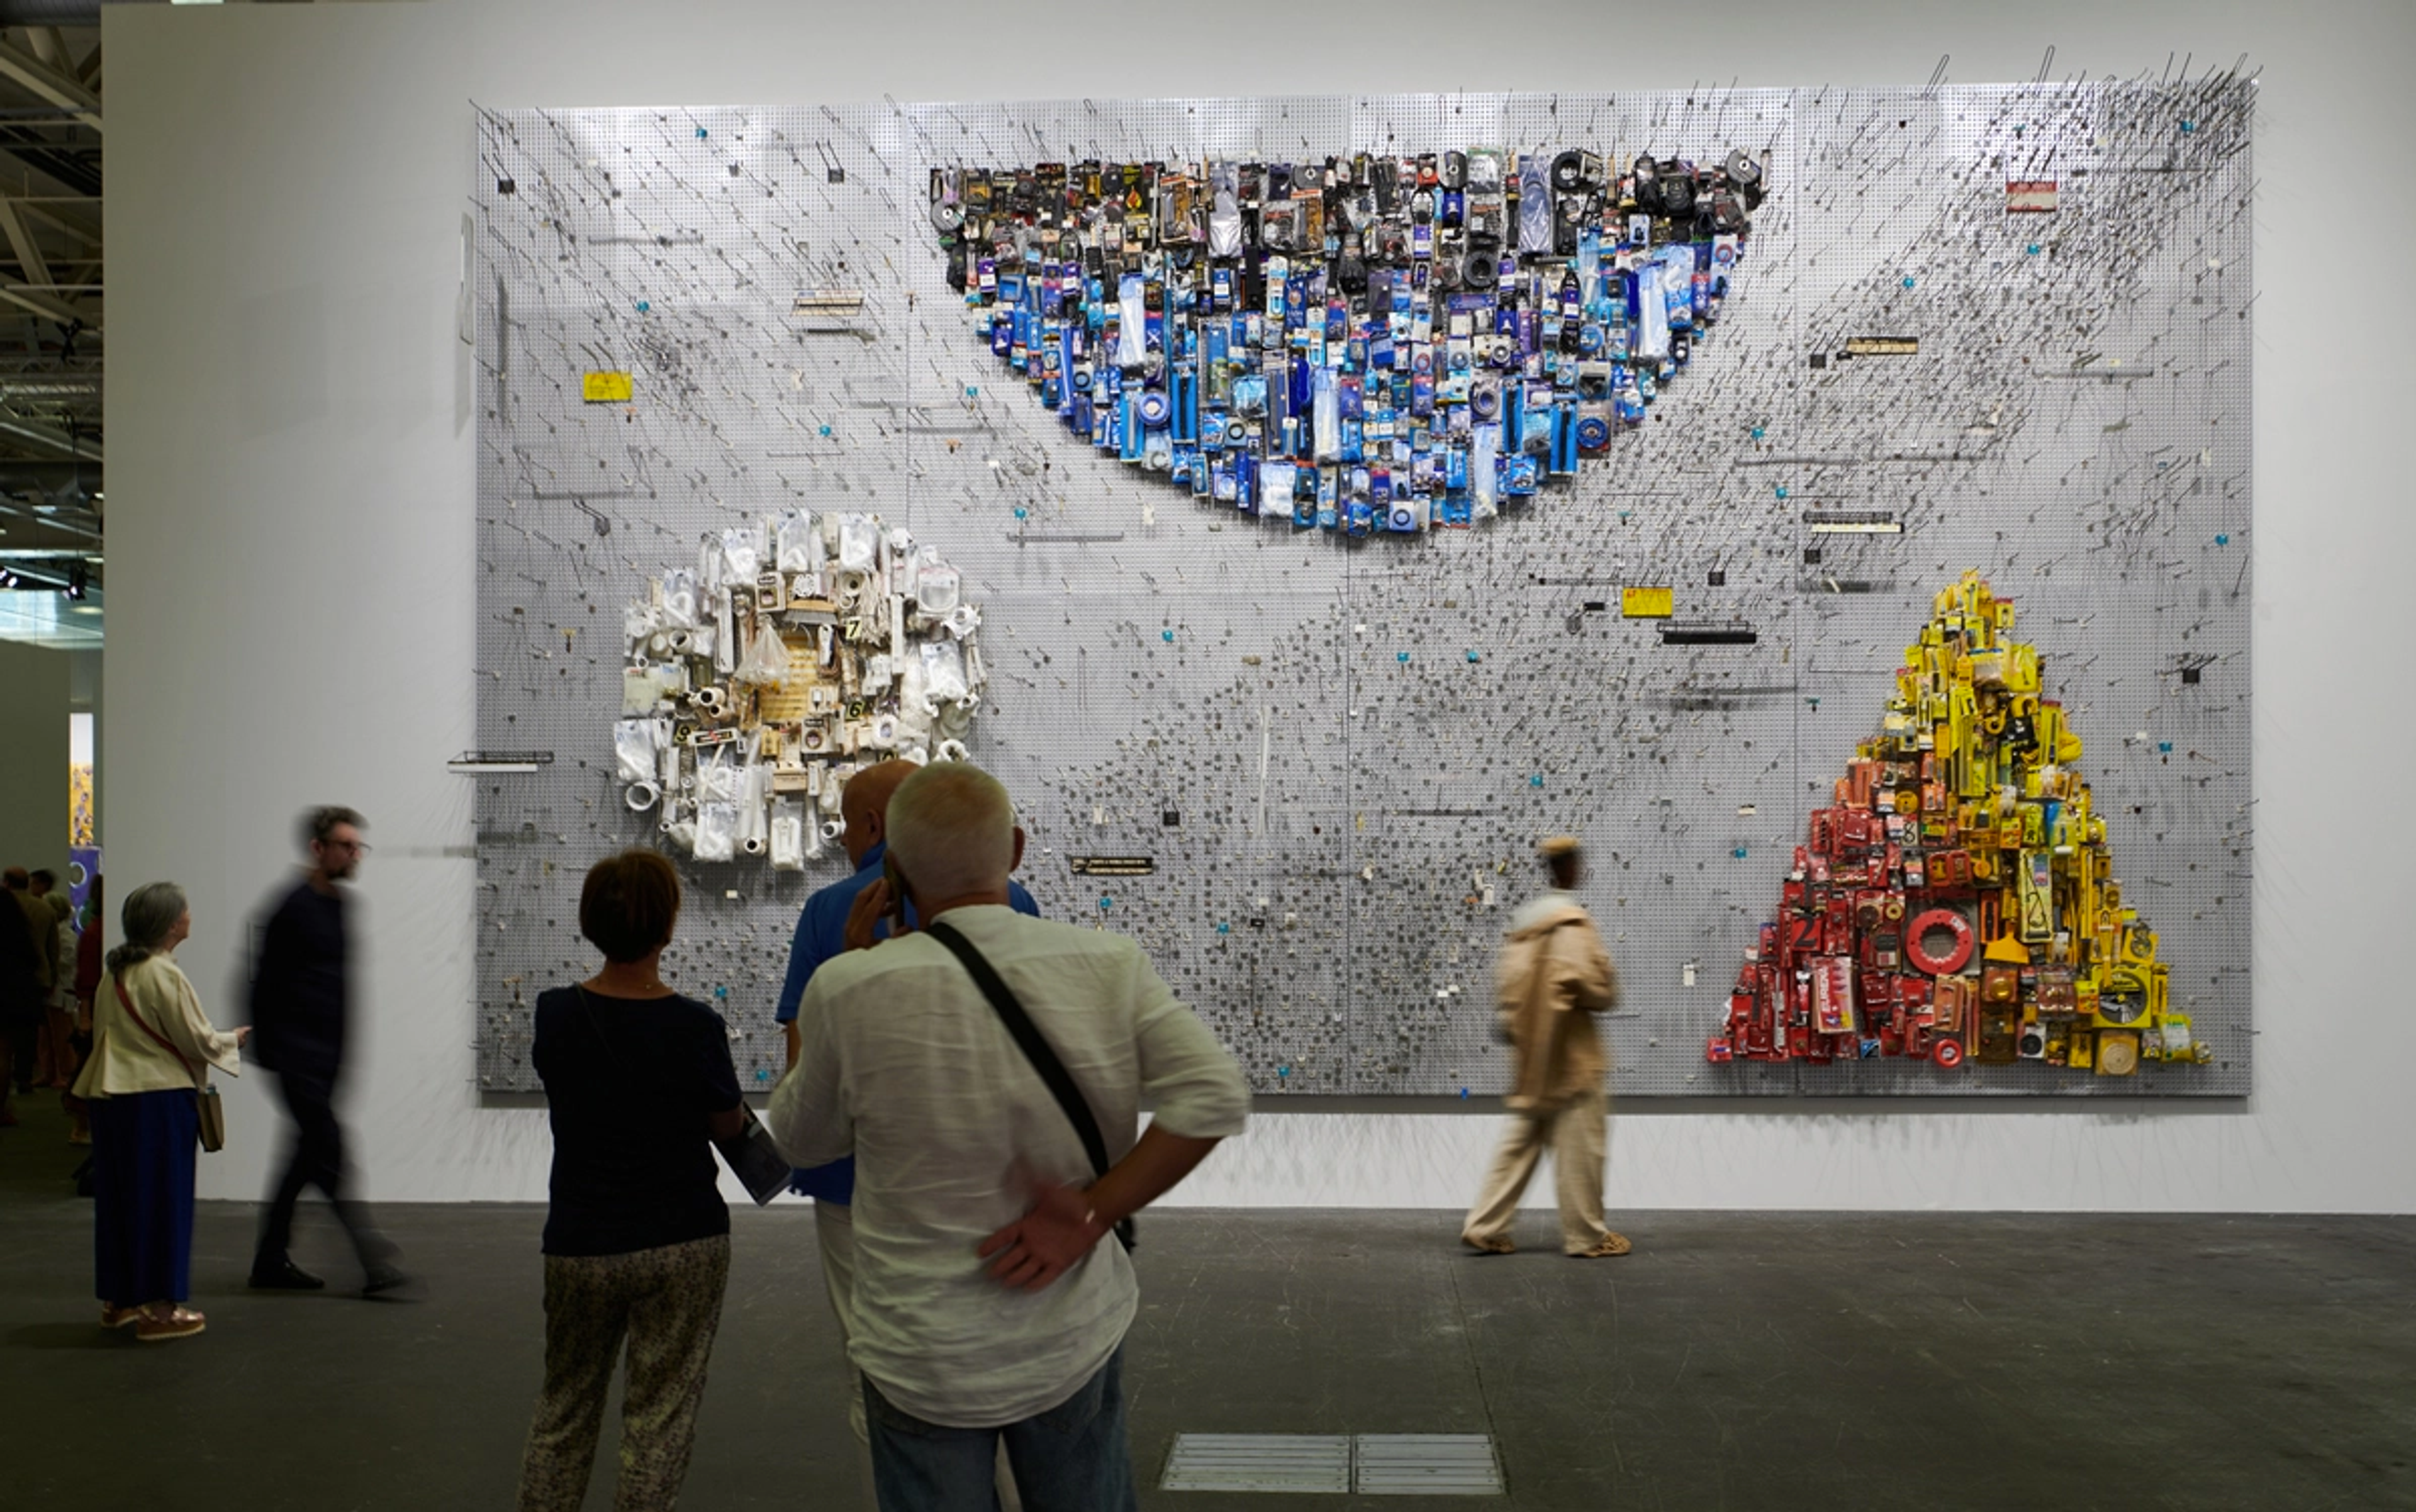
[70,882,248,1341]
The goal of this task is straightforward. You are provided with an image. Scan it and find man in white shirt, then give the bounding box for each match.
[769,763,1248,1512]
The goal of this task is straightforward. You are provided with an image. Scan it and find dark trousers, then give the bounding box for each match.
[255,1070,391,1274]
[92,1089,197,1306]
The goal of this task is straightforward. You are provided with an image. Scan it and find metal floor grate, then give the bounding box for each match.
[1355,1435,1506,1496]
[1162,1434,1353,1493]
[1161,1433,1503,1496]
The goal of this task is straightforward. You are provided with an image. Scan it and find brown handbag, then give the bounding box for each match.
[112,973,226,1153]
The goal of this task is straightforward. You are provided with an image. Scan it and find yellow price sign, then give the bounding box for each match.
[1620,586,1674,619]
[582,371,634,403]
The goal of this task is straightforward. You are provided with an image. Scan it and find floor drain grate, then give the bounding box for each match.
[1161,1434,1353,1494]
[1160,1433,1502,1496]
[1354,1434,1506,1496]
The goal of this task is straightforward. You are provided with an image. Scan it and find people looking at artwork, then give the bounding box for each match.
[770,761,1249,1512]
[517,848,743,1512]
[73,881,249,1341]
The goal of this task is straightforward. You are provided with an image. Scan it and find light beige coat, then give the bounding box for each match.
[70,953,242,1100]
[1496,895,1618,1114]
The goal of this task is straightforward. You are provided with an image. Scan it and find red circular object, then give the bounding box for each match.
[1932,1038,1966,1070]
[1905,907,1976,975]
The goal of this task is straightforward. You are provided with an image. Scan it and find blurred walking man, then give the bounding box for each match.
[248,807,407,1294]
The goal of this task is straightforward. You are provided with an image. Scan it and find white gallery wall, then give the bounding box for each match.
[108,0,2416,1211]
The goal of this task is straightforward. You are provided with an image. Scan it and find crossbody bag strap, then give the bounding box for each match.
[923,919,1135,1252]
[114,972,201,1086]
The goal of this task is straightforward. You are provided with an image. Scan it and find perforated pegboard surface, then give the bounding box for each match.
[472,79,2252,1098]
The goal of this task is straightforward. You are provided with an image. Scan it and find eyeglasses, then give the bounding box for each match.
[324,839,371,854]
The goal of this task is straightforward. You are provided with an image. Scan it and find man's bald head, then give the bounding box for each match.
[840,759,922,868]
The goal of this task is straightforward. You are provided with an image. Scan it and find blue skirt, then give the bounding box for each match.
[91,1089,198,1306]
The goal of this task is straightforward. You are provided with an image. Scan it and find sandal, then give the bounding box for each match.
[1463,1235,1516,1255]
[1569,1233,1633,1258]
[135,1306,206,1341]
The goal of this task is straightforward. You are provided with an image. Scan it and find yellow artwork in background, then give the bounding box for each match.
[70,763,93,846]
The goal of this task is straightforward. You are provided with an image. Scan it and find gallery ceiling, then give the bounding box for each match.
[0,8,99,646]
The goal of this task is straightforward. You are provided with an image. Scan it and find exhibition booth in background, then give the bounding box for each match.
[100,0,2416,1213]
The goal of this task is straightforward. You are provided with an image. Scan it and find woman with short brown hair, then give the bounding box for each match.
[517,849,744,1511]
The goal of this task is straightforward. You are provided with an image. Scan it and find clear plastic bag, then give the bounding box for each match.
[734,621,793,686]
[920,639,970,705]
[1207,160,1243,259]
[915,559,961,615]
[769,799,807,871]
[693,802,739,863]
[613,719,658,784]
[659,570,699,629]
[836,513,878,572]
[775,512,819,573]
[720,526,763,583]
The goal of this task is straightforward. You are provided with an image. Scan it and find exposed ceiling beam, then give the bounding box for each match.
[0,199,50,288]
[0,280,86,329]
[75,40,94,90]
[0,35,96,133]
[19,198,96,247]
[23,27,66,72]
[0,401,96,459]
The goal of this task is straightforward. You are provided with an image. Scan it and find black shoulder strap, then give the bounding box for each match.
[923,919,1135,1252]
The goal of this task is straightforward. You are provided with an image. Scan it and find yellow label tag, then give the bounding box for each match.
[1621,586,1674,619]
[582,371,634,403]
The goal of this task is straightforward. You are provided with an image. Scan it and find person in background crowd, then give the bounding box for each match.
[517,849,741,1512]
[771,763,1249,1512]
[64,876,103,1146]
[31,869,76,1089]
[773,758,1041,1507]
[247,806,406,1295]
[1460,836,1631,1259]
[72,881,248,1341]
[0,866,43,1125]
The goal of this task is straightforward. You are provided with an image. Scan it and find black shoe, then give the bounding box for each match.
[362,1266,413,1297]
[249,1259,326,1291]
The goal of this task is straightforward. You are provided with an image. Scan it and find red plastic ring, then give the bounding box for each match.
[1932,1037,1966,1069]
[1905,907,1975,975]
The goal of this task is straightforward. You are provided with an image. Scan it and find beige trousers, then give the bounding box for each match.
[1462,1086,1613,1254]
[815,1201,1022,1512]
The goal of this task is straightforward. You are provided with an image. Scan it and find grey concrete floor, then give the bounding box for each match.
[3,1094,2412,1510]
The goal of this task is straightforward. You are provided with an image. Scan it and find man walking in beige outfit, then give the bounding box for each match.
[1462,836,1630,1258]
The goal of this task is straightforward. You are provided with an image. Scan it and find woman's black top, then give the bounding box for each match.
[532,986,741,1257]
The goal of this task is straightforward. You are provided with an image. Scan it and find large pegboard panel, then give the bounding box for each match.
[472,77,2251,1098]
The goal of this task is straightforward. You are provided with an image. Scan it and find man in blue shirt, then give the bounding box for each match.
[776,759,1038,1476]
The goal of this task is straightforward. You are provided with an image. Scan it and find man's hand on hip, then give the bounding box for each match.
[978,1181,1106,1293]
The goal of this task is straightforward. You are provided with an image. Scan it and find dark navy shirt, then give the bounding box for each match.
[249,879,349,1078]
[773,840,1039,1202]
[533,986,741,1257]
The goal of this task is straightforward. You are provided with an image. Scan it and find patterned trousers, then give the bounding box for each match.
[517,1233,731,1512]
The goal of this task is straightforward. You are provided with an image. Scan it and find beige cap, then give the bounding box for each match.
[1537,835,1581,860]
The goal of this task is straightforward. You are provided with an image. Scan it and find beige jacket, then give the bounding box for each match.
[70,953,243,1100]
[1496,893,1618,1113]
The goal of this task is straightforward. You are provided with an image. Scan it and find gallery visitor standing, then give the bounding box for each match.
[772,757,1041,1506]
[72,882,248,1341]
[770,763,1249,1512]
[3,866,53,1117]
[1460,836,1632,1258]
[517,849,744,1512]
[246,806,406,1294]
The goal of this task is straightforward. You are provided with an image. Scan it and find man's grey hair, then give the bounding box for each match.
[108,880,188,975]
[886,762,1015,904]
